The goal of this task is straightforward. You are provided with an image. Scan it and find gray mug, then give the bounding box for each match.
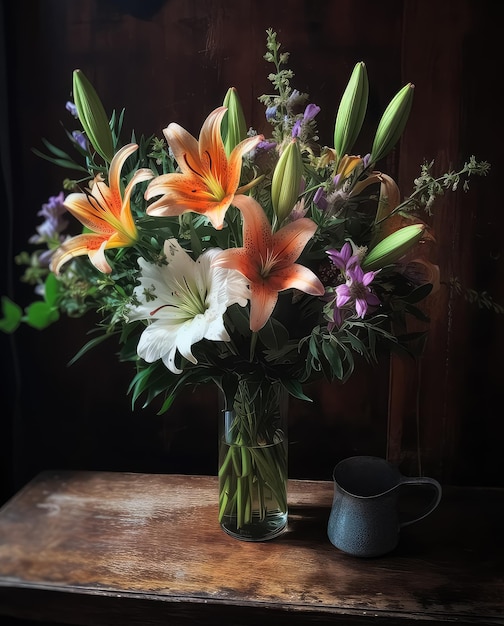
[327,455,442,557]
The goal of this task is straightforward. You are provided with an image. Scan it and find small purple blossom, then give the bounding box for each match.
[335,264,380,319]
[313,186,328,211]
[303,103,320,122]
[29,192,69,266]
[291,103,321,138]
[66,101,78,118]
[256,140,276,152]
[265,106,278,120]
[324,246,380,329]
[37,192,67,221]
[326,242,359,273]
[72,130,88,151]
[291,119,302,138]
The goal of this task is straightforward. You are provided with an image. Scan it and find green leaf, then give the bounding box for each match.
[43,273,62,306]
[41,137,76,160]
[25,301,60,330]
[0,296,22,333]
[68,334,112,365]
[283,378,312,402]
[321,340,344,380]
[31,148,89,172]
[225,304,251,337]
[258,317,289,351]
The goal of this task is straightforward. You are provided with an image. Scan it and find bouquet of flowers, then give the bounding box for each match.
[1,30,489,540]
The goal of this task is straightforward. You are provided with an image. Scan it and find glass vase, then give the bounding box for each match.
[218,377,288,541]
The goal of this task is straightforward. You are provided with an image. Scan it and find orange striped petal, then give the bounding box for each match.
[50,233,111,274]
[148,108,263,229]
[109,143,140,199]
[63,192,115,235]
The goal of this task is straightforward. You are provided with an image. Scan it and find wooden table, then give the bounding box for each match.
[0,471,502,625]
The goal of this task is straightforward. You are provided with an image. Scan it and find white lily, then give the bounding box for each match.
[128,239,249,374]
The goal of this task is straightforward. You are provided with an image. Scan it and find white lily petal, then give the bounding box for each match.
[127,238,249,374]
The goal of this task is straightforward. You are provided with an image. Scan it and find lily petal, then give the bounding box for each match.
[51,233,113,274]
[128,239,249,374]
[145,107,263,230]
[213,194,324,331]
[50,143,153,274]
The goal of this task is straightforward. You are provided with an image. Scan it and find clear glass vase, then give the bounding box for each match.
[218,377,288,541]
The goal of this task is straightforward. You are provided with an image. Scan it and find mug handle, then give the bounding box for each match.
[398,476,442,528]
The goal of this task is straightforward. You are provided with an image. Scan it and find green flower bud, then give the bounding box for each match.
[271,139,303,224]
[333,62,369,164]
[73,69,115,163]
[222,87,248,156]
[370,83,414,164]
[362,223,424,271]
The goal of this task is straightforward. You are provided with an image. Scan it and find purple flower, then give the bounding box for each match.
[326,242,359,273]
[29,192,69,261]
[362,153,371,169]
[72,130,88,151]
[66,101,78,118]
[313,187,328,211]
[38,192,67,220]
[303,103,320,122]
[291,103,321,138]
[335,264,380,319]
[324,247,380,329]
[265,106,277,120]
[291,119,302,138]
[256,140,276,152]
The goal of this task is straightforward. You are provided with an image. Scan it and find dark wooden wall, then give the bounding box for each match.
[1,0,503,504]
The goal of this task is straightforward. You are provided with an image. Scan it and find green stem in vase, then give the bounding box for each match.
[218,376,288,538]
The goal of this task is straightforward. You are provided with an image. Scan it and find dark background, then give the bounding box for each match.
[1,0,503,513]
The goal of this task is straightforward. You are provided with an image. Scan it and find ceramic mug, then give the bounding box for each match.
[327,455,442,557]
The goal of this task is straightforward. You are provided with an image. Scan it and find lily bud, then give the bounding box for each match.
[222,87,248,156]
[72,69,115,163]
[362,223,425,271]
[333,62,368,165]
[370,83,414,164]
[271,138,303,224]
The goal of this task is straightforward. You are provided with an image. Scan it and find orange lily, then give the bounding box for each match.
[50,144,153,274]
[213,194,325,332]
[145,107,263,230]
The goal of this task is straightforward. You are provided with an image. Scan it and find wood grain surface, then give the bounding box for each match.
[0,471,502,625]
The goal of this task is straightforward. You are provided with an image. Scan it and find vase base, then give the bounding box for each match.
[220,512,287,542]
